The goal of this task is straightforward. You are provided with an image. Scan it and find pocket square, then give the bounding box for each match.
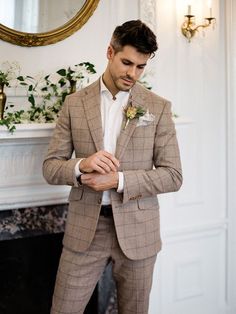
[136,110,155,127]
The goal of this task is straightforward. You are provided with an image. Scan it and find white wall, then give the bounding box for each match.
[1,0,234,313]
[0,0,139,79]
[143,0,229,313]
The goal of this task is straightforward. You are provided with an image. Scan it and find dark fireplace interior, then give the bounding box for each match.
[0,206,116,314]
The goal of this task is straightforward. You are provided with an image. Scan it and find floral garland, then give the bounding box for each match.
[0,62,96,132]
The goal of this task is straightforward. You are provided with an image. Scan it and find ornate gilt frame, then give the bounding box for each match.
[0,0,100,47]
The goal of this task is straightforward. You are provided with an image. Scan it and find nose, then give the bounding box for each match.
[126,66,136,80]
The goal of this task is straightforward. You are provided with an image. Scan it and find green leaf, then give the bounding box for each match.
[9,125,16,133]
[28,94,35,107]
[57,69,66,76]
[28,85,33,91]
[17,76,24,81]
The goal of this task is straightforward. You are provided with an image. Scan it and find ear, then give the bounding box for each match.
[107,45,114,60]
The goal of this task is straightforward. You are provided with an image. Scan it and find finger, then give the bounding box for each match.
[81,173,96,185]
[98,159,113,172]
[98,156,117,172]
[90,156,109,173]
[90,162,107,174]
[93,154,115,173]
[99,151,120,168]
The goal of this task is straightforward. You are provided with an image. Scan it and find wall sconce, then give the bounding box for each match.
[181,1,216,42]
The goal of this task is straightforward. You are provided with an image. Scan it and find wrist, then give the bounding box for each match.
[79,159,86,173]
[113,172,119,189]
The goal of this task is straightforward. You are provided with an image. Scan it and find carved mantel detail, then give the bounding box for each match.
[139,0,157,31]
[0,124,70,211]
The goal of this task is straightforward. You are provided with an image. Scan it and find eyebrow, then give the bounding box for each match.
[121,58,147,67]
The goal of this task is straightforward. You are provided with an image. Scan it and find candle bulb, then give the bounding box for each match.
[207,0,212,17]
[209,7,212,17]
[187,5,191,15]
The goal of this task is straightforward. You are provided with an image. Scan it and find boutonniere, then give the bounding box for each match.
[123,100,146,129]
[123,98,155,129]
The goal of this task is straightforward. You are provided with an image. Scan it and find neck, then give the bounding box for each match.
[102,70,118,97]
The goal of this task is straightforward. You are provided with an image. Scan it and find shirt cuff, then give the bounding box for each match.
[74,159,85,177]
[117,172,124,193]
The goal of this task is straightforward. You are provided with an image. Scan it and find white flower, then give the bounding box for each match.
[0,61,21,86]
[47,72,61,85]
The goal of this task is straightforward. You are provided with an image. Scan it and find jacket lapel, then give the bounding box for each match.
[83,80,104,152]
[116,84,146,160]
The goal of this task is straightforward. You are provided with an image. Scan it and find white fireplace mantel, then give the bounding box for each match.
[0,123,70,211]
[0,123,56,139]
[0,119,189,211]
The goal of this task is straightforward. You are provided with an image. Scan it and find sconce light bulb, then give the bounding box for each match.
[207,0,212,8]
[187,5,191,15]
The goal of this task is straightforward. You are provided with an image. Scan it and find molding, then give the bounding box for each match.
[0,119,192,137]
[173,257,204,301]
[139,0,157,31]
[162,219,228,243]
[225,0,236,311]
[0,123,55,139]
[0,194,69,211]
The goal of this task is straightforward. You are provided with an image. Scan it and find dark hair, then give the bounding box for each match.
[111,20,158,58]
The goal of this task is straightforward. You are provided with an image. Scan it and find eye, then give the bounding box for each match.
[122,60,131,65]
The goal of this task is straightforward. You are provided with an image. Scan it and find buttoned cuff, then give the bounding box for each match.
[117,171,124,193]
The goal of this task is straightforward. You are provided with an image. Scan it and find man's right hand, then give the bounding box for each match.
[79,150,120,174]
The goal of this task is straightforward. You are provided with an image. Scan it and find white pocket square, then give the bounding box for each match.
[136,110,155,127]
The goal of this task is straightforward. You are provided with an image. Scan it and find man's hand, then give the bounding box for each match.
[79,150,120,174]
[81,172,119,191]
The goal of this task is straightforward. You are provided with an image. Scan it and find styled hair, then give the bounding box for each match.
[111,20,158,58]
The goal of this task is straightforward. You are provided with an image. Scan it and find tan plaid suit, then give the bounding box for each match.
[43,78,182,313]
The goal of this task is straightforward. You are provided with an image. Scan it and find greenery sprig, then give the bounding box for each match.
[0,62,96,133]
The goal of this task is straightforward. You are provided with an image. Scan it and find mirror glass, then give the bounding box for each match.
[0,0,86,33]
[0,0,99,46]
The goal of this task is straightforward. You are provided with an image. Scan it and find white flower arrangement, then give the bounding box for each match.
[0,61,21,86]
[0,62,96,132]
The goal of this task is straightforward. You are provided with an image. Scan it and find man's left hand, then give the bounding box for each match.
[81,172,119,191]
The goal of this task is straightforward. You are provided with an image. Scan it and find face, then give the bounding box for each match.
[105,45,150,95]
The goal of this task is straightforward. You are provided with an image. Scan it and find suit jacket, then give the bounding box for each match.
[42,79,182,260]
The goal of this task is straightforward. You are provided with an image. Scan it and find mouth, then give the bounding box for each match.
[121,77,134,85]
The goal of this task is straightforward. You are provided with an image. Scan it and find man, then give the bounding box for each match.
[43,20,182,314]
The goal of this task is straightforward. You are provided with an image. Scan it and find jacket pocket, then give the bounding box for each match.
[68,187,84,201]
[137,196,159,210]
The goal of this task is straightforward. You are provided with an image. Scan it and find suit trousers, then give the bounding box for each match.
[51,215,157,314]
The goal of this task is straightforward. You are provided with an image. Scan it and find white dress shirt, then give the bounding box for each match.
[75,77,130,205]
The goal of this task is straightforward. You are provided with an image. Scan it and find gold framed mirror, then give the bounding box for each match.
[0,0,100,47]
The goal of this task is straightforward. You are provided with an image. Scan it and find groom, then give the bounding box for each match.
[43,19,182,314]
